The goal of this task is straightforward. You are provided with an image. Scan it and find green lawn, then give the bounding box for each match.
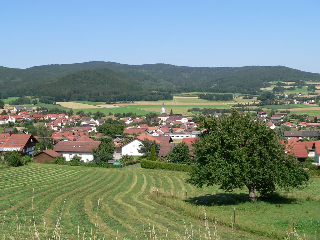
[0,164,319,239]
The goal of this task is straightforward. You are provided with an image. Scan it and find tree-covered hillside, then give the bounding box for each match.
[0,62,319,102]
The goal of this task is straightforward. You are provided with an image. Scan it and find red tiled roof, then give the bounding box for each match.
[182,138,197,145]
[54,141,101,153]
[123,128,147,134]
[287,137,300,145]
[147,127,158,131]
[136,134,161,144]
[315,142,320,154]
[286,141,309,159]
[0,134,36,151]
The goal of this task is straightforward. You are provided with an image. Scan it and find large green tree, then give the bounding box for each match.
[92,137,115,165]
[167,142,191,164]
[188,111,309,201]
[97,118,125,136]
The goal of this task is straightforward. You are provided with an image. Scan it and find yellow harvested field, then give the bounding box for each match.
[57,102,102,109]
[96,104,119,108]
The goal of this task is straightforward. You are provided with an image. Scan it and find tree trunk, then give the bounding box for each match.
[248,185,256,202]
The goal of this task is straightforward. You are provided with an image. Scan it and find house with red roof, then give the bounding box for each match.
[32,114,45,121]
[114,134,172,160]
[54,141,101,162]
[123,128,147,135]
[136,134,161,144]
[286,141,317,161]
[0,134,38,155]
[0,115,9,125]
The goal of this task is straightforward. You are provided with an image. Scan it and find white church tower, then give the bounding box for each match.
[161,103,166,114]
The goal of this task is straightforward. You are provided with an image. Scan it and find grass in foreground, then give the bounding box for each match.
[0,163,318,239]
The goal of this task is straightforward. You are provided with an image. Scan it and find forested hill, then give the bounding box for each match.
[0,62,319,102]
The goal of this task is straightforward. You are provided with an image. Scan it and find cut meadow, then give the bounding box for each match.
[0,163,319,239]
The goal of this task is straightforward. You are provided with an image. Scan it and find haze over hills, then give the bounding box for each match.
[0,62,319,102]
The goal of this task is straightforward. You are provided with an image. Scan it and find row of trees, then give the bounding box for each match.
[199,94,233,101]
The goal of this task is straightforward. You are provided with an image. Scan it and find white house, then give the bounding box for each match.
[54,141,101,162]
[114,138,144,160]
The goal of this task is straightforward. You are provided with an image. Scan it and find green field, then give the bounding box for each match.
[262,104,315,110]
[2,97,19,104]
[284,110,320,117]
[284,87,309,94]
[0,164,319,239]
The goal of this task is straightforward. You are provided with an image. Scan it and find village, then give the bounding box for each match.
[1,102,320,166]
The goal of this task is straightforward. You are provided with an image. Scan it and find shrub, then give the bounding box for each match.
[141,159,193,172]
[69,155,83,166]
[5,151,24,167]
[54,156,67,165]
[119,155,134,166]
[21,155,33,165]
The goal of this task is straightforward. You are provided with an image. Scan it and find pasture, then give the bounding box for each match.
[262,104,315,110]
[0,164,319,239]
[2,97,19,104]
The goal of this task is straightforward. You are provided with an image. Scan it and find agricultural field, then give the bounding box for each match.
[80,106,152,116]
[284,87,309,94]
[72,101,105,106]
[60,96,245,116]
[135,105,231,116]
[0,164,319,239]
[262,104,315,110]
[36,103,71,111]
[57,102,103,109]
[2,97,20,104]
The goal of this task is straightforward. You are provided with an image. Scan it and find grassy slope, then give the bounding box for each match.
[0,164,318,239]
[0,163,282,240]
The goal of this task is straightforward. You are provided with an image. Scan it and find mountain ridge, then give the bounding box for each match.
[0,61,319,102]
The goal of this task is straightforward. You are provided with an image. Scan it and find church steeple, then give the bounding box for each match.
[161,103,165,114]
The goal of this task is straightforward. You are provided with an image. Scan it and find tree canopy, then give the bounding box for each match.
[188,111,309,201]
[97,118,125,136]
[167,142,191,164]
[92,137,115,165]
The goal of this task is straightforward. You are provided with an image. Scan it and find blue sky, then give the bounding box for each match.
[1,0,320,73]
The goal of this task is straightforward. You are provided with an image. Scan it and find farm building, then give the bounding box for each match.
[34,149,61,163]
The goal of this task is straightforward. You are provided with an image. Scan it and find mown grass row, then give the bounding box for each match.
[1,163,317,239]
[0,164,229,239]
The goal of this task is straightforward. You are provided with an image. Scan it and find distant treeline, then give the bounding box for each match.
[199,94,233,101]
